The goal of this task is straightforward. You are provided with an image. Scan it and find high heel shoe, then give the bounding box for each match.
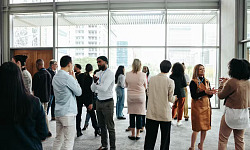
[198,143,202,150]
[95,129,101,137]
[82,124,89,131]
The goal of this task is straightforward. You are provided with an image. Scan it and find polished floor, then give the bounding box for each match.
[43,107,250,150]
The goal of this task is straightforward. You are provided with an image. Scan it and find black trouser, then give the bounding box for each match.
[76,100,99,133]
[51,96,55,118]
[96,99,116,150]
[47,95,55,118]
[129,114,142,129]
[142,115,146,127]
[144,118,171,150]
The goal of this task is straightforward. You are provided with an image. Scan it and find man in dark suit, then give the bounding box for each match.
[32,59,52,137]
[47,59,58,121]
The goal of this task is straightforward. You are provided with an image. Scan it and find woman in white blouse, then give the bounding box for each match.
[115,66,126,119]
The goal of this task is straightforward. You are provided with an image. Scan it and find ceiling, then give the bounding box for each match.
[12,11,218,27]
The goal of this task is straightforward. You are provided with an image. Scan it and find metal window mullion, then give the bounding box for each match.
[3,0,10,62]
[108,0,110,59]
[0,0,2,64]
[165,0,167,60]
[52,0,57,59]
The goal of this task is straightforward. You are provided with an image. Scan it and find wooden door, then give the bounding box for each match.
[14,50,53,76]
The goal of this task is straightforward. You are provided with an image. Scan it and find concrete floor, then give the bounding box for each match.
[43,108,250,150]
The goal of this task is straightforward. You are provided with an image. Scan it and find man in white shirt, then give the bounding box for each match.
[52,55,82,150]
[91,56,116,150]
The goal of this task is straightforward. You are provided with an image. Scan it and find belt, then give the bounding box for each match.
[97,98,113,103]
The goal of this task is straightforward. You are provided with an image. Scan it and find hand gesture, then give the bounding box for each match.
[205,88,217,95]
[69,70,76,79]
[219,77,229,85]
[88,104,93,111]
[93,75,99,83]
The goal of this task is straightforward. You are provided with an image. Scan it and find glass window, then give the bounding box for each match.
[58,12,108,47]
[167,47,218,108]
[110,48,165,107]
[57,48,108,71]
[167,10,219,46]
[110,10,165,46]
[10,13,53,47]
[109,48,165,75]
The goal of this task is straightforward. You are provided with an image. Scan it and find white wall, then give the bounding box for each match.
[221,0,237,77]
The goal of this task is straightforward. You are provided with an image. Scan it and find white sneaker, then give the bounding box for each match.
[177,121,183,126]
[171,121,176,126]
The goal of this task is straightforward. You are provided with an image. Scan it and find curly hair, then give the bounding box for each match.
[228,58,250,80]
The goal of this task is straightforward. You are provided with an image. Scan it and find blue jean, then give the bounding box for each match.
[84,112,91,126]
[47,95,55,118]
[115,87,125,118]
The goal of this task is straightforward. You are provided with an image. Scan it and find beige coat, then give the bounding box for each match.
[218,78,250,109]
[146,73,176,122]
[126,71,147,115]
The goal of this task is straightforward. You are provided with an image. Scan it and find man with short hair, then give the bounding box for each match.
[91,56,116,150]
[52,55,82,150]
[74,64,82,77]
[12,55,32,94]
[47,59,58,121]
[144,60,177,150]
[32,59,52,137]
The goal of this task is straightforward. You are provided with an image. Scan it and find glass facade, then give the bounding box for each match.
[7,1,220,108]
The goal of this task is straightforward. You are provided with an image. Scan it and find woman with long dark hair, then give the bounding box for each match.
[76,64,100,137]
[0,62,48,149]
[218,59,250,150]
[170,62,187,126]
[115,65,126,119]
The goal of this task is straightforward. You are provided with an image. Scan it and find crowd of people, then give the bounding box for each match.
[0,54,249,150]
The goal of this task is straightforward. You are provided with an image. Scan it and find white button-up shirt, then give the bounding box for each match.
[91,68,115,100]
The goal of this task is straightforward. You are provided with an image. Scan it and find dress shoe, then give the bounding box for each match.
[97,146,108,150]
[128,135,136,140]
[47,132,52,138]
[51,117,55,121]
[117,116,126,120]
[82,124,88,131]
[77,131,83,137]
[125,127,131,132]
[95,129,101,137]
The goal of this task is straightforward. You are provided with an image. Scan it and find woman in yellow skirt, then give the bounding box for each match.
[188,64,216,150]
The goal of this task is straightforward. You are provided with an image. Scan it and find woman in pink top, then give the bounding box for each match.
[125,59,147,140]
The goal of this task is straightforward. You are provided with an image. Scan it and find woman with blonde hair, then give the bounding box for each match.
[125,59,147,140]
[189,64,216,150]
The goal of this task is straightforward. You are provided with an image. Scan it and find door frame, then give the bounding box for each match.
[10,47,53,59]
